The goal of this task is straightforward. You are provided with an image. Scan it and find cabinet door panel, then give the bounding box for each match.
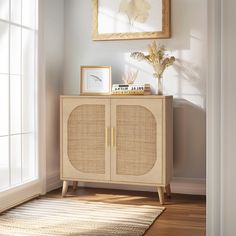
[116,105,157,176]
[61,98,110,181]
[111,99,163,184]
[68,104,105,174]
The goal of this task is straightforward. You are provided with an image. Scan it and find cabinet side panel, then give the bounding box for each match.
[60,97,63,179]
[164,98,173,185]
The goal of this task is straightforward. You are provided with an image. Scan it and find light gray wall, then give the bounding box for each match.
[63,0,207,181]
[43,0,64,190]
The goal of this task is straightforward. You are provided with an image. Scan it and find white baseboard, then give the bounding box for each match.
[171,177,206,195]
[46,172,62,192]
[46,173,206,196]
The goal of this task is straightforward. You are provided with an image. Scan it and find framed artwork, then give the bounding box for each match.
[80,66,111,95]
[92,0,171,41]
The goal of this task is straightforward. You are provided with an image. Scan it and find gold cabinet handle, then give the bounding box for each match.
[111,127,116,147]
[105,127,109,147]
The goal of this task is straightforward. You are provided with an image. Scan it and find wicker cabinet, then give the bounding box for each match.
[60,96,173,204]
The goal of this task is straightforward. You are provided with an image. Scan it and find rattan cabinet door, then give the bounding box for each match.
[61,97,110,181]
[110,98,163,185]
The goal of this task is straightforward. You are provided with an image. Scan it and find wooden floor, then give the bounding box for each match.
[47,187,206,236]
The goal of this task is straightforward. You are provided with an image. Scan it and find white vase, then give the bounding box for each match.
[157,76,163,95]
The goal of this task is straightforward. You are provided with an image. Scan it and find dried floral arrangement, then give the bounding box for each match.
[130,41,175,94]
[130,41,175,81]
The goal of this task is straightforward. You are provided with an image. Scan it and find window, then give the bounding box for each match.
[0,0,38,191]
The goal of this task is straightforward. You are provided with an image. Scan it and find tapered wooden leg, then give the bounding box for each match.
[157,187,165,205]
[165,184,171,198]
[72,181,78,191]
[62,181,68,197]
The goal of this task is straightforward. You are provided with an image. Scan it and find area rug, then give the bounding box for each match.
[0,198,165,236]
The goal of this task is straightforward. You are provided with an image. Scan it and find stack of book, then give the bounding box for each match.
[112,84,151,95]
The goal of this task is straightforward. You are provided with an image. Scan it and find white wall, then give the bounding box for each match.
[43,0,64,191]
[63,0,207,190]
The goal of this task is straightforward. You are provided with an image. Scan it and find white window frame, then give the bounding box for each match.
[0,0,46,212]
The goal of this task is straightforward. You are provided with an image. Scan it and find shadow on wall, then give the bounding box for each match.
[173,58,206,100]
[173,99,206,179]
[122,55,206,180]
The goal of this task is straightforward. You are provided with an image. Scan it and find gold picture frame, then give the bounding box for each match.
[92,0,171,41]
[80,66,112,95]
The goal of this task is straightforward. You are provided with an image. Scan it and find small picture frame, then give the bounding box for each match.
[80,66,111,95]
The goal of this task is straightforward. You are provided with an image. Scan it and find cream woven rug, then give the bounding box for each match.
[0,198,165,236]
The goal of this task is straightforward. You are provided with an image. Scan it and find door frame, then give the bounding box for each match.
[206,0,221,234]
[207,0,236,234]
